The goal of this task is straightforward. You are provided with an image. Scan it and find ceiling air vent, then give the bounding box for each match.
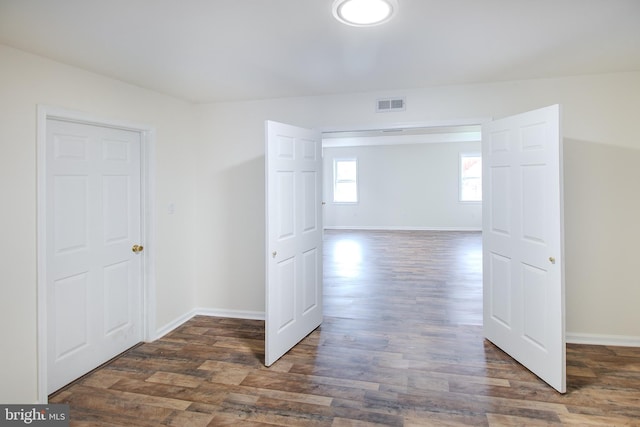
[376,97,406,113]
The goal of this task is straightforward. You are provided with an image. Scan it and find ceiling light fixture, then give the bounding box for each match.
[332,0,398,27]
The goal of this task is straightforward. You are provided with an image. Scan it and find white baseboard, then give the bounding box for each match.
[566,332,640,347]
[153,308,265,340]
[324,226,482,231]
[194,307,265,321]
[152,309,198,341]
[154,312,640,348]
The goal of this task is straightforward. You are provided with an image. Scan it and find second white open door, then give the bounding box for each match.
[265,120,323,366]
[482,104,566,393]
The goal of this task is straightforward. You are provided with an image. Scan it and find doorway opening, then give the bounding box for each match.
[320,123,484,323]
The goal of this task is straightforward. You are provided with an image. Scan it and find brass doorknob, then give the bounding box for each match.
[132,244,144,253]
[549,256,556,264]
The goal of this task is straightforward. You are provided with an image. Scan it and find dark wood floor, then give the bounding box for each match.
[51,230,640,426]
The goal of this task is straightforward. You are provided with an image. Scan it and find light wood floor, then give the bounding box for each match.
[51,230,640,426]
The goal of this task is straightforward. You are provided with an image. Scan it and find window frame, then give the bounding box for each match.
[459,152,482,203]
[332,158,359,204]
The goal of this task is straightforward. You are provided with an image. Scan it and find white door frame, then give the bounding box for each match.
[36,105,157,403]
[320,118,490,135]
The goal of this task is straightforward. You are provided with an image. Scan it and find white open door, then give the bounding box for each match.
[265,120,323,366]
[482,105,566,393]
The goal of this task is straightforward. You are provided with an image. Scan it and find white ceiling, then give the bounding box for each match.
[1,0,639,103]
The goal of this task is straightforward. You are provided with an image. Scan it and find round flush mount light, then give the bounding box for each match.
[332,0,398,27]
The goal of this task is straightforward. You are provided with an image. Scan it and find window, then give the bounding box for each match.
[460,153,482,202]
[333,159,358,203]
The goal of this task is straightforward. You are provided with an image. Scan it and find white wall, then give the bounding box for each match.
[0,45,199,403]
[196,72,640,343]
[323,141,482,229]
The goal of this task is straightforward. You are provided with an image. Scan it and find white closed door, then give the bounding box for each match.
[265,121,323,366]
[482,105,565,393]
[46,119,143,393]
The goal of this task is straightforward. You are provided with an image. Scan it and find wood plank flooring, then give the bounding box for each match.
[50,230,640,426]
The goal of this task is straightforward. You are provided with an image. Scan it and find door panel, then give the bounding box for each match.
[482,105,565,393]
[103,175,130,242]
[47,119,142,393]
[265,121,323,366]
[53,175,88,254]
[302,248,320,313]
[104,261,132,334]
[53,273,89,359]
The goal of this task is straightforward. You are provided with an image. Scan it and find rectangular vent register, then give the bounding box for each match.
[376,97,406,112]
